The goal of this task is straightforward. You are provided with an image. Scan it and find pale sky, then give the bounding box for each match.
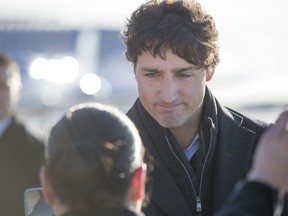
[199,0,288,107]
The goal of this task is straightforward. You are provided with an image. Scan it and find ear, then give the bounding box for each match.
[131,164,147,203]
[206,68,215,82]
[39,166,56,206]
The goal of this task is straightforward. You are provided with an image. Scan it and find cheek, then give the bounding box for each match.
[182,79,201,91]
[181,81,206,101]
[136,82,157,107]
[136,78,154,92]
[137,82,152,98]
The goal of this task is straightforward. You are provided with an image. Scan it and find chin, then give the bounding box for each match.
[157,119,182,129]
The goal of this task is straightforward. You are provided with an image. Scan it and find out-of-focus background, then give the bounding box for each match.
[0,0,287,138]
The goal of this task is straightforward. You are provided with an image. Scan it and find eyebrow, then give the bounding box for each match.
[172,66,196,73]
[139,67,160,73]
[139,66,197,73]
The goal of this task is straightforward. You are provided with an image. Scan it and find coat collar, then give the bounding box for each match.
[127,87,260,215]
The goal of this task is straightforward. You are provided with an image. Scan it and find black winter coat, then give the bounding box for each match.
[0,117,44,216]
[214,181,280,216]
[127,87,270,216]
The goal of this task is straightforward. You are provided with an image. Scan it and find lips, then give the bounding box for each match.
[156,103,181,111]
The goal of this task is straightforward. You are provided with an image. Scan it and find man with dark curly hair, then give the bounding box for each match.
[120,0,286,215]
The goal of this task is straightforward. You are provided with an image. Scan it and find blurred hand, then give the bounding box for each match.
[248,110,288,194]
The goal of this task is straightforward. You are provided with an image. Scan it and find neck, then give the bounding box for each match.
[170,124,199,150]
[169,107,202,149]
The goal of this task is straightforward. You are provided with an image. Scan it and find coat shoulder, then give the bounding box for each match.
[225,107,270,133]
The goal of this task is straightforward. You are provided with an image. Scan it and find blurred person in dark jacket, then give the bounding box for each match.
[40,103,147,216]
[0,53,44,215]
[120,0,287,215]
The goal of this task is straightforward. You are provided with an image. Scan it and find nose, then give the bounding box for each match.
[158,79,178,103]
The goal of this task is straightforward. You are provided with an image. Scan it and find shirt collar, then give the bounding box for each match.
[184,133,200,161]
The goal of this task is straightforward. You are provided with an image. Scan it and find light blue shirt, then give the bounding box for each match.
[184,133,200,161]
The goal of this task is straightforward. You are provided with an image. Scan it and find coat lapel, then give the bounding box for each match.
[212,106,256,212]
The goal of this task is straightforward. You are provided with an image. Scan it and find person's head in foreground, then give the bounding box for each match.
[40,103,146,216]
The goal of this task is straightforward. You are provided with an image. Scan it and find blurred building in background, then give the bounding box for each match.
[0,23,138,137]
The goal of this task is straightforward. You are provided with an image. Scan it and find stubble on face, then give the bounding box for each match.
[135,49,209,132]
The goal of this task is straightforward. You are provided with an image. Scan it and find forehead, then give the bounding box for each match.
[136,49,192,68]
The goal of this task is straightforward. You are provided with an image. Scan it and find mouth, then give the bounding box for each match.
[156,103,181,111]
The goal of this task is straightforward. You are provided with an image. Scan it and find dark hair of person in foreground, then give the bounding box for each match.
[40,103,147,216]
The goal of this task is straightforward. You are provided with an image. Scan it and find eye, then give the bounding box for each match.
[176,73,191,78]
[144,72,158,78]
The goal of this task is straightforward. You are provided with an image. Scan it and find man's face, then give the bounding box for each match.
[0,66,19,120]
[135,49,213,130]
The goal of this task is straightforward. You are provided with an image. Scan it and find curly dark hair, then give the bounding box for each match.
[121,0,220,74]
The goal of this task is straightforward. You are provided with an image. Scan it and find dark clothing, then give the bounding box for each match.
[127,87,269,216]
[215,181,282,216]
[0,117,44,216]
[60,208,144,216]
